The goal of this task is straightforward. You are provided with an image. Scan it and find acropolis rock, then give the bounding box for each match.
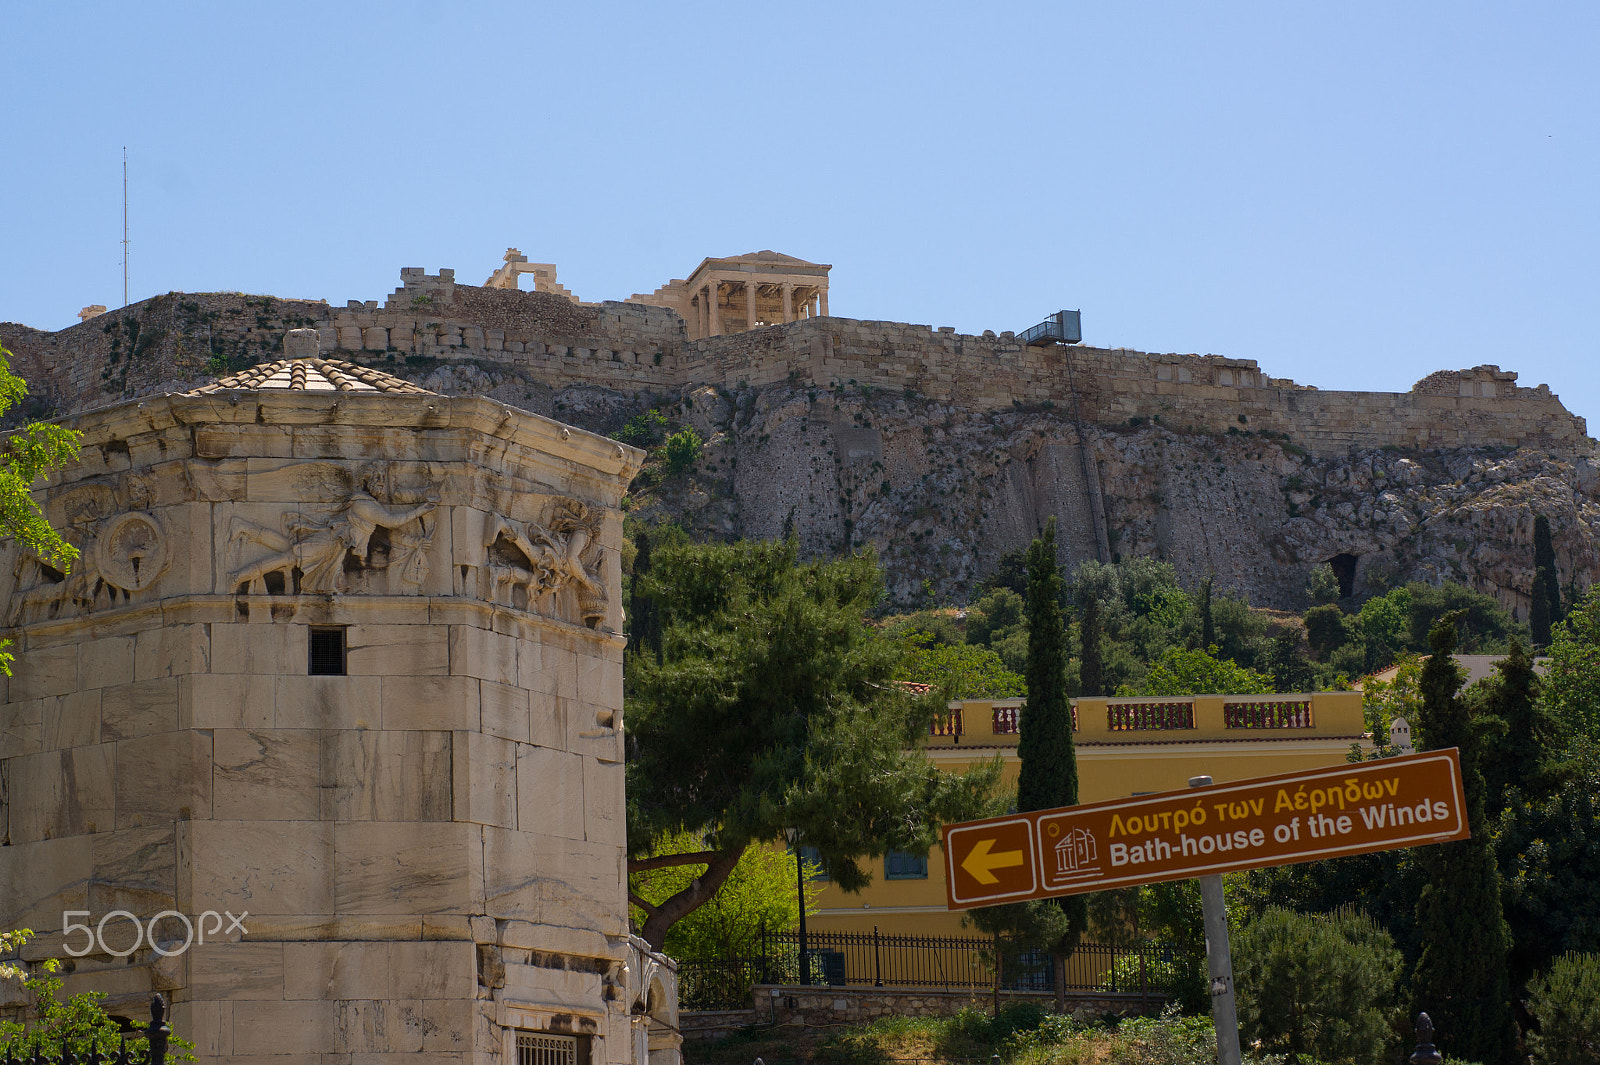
[2,252,1595,611]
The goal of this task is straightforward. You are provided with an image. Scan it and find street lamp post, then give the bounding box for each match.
[786,827,810,986]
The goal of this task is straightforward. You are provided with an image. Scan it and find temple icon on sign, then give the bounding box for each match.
[1055,827,1099,875]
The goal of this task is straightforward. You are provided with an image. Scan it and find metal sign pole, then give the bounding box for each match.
[1190,776,1241,1065]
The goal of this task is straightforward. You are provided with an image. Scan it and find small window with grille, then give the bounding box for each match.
[308,627,347,675]
[517,1031,578,1065]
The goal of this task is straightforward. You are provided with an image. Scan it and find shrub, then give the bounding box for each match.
[663,426,702,476]
[1233,906,1401,1065]
[615,408,668,448]
[1303,604,1349,660]
[1526,952,1600,1065]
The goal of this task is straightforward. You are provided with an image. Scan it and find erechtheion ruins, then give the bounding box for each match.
[0,330,677,1065]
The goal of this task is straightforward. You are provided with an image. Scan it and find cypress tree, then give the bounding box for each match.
[1410,615,1518,1064]
[628,530,661,665]
[1078,594,1106,697]
[1479,636,1565,809]
[1200,575,1216,651]
[1532,515,1561,647]
[1016,519,1088,1003]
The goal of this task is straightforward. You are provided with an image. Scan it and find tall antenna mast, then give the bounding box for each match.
[122,147,129,307]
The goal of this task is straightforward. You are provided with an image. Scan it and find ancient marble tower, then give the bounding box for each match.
[0,334,678,1064]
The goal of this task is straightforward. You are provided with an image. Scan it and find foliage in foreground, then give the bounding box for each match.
[625,538,999,948]
[1233,906,1402,1064]
[0,342,82,676]
[630,829,821,963]
[0,932,194,1060]
[1525,952,1600,1065]
[707,1004,1304,1065]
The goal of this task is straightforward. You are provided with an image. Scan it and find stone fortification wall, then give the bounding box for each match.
[2,270,1588,462]
[679,319,1589,460]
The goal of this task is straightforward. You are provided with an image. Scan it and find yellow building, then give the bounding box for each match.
[807,691,1368,936]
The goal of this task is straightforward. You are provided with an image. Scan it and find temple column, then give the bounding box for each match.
[782,283,794,323]
[707,282,720,336]
[818,289,829,317]
[745,280,758,330]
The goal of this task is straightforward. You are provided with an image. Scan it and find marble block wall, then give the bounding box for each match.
[0,380,675,1065]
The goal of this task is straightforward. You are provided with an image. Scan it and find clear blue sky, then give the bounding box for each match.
[5,2,1597,426]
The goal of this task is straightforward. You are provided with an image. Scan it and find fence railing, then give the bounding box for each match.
[929,710,964,738]
[1106,701,1194,731]
[1223,701,1313,729]
[676,929,1175,1010]
[0,993,169,1065]
[992,706,1077,734]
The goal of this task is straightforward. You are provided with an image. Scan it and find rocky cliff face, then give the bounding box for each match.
[7,286,1597,613]
[560,376,1600,616]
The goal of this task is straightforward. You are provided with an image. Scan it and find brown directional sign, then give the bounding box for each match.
[943,749,1470,909]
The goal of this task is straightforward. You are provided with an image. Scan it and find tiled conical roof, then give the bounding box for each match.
[187,358,435,395]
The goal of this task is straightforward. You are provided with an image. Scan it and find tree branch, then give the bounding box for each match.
[627,849,724,872]
[636,846,746,951]
[628,892,660,917]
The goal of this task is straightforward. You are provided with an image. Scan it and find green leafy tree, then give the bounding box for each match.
[972,521,1086,1006]
[1541,587,1600,743]
[1078,593,1106,697]
[615,408,669,448]
[1233,907,1403,1065]
[1410,615,1519,1065]
[630,829,819,962]
[965,587,1025,648]
[1531,515,1563,648]
[1477,637,1566,809]
[624,538,998,949]
[628,529,661,665]
[1118,645,1274,697]
[1198,575,1216,652]
[1525,952,1600,1065]
[0,932,193,1060]
[1267,629,1315,694]
[980,547,1030,598]
[1303,603,1350,661]
[1403,580,1519,655]
[1362,652,1423,746]
[1017,522,1089,986]
[1358,586,1413,672]
[663,426,702,476]
[1493,738,1600,1000]
[0,342,81,674]
[894,634,1025,698]
[1307,562,1341,603]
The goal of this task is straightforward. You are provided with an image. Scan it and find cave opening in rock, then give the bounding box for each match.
[1327,553,1359,599]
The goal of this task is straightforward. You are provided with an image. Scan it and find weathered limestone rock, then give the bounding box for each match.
[0,358,680,1065]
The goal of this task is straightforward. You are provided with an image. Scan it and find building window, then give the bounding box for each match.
[885,850,928,880]
[308,627,347,676]
[517,1032,578,1065]
[797,845,829,882]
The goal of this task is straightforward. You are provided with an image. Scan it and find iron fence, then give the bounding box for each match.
[677,929,1177,1010]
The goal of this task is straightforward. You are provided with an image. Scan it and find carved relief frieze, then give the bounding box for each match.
[482,498,607,628]
[6,481,171,625]
[227,463,437,596]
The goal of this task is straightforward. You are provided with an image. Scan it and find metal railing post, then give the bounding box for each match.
[873,927,883,988]
[1409,1013,1442,1065]
[146,994,169,1065]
